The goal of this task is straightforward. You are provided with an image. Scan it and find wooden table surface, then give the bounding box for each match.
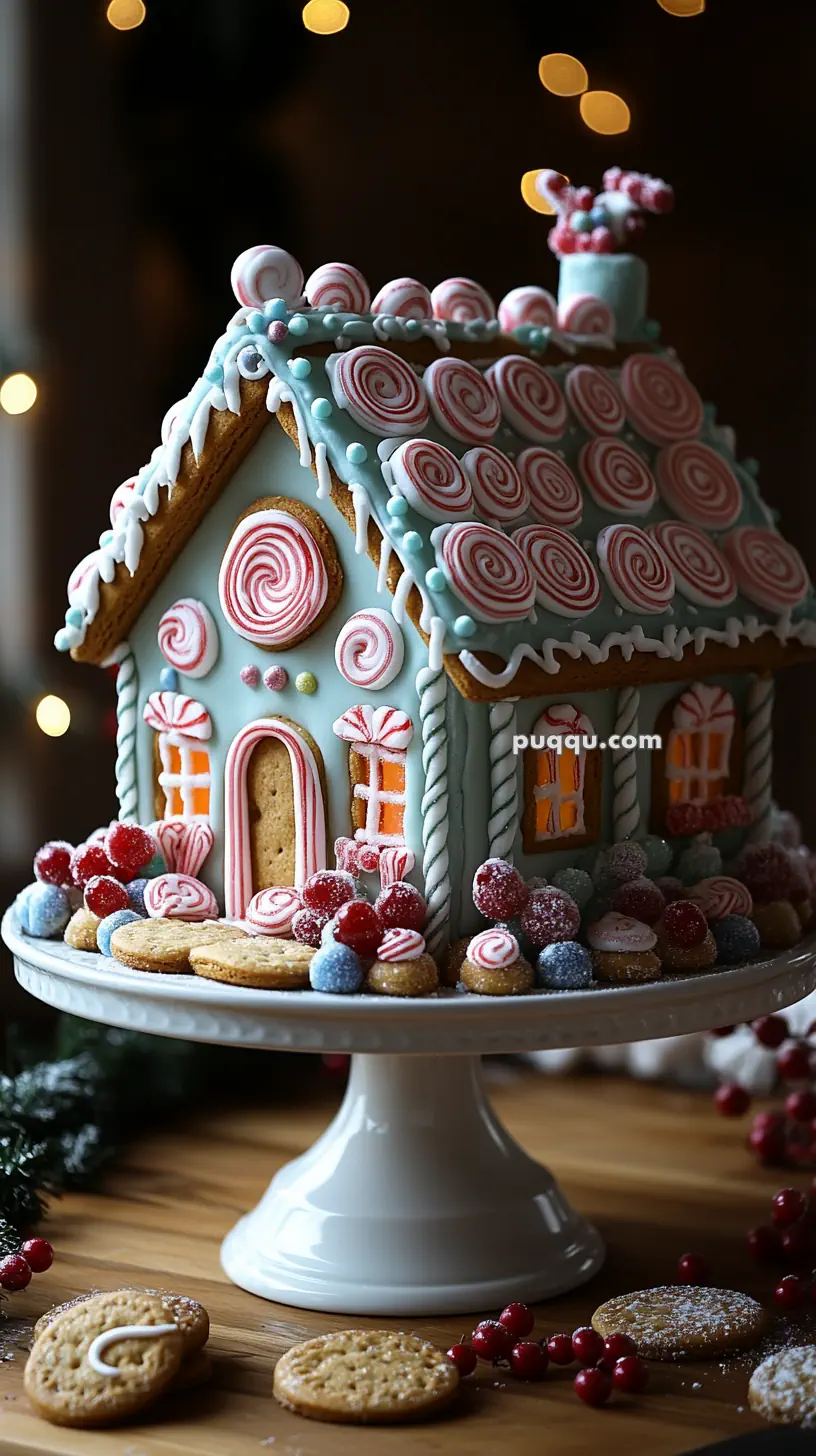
[0,1064,812,1456]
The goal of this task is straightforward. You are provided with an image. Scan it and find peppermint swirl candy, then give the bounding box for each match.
[587,912,656,953]
[565,365,625,436]
[648,520,736,608]
[305,262,370,313]
[438,522,535,622]
[512,524,602,618]
[656,441,742,529]
[468,928,519,969]
[462,446,529,522]
[498,286,557,333]
[722,526,810,613]
[335,608,405,690]
[218,509,328,647]
[620,353,704,445]
[371,277,432,318]
[431,276,496,323]
[334,345,429,436]
[144,873,218,922]
[580,438,657,515]
[557,294,615,336]
[487,355,567,443]
[376,928,426,962]
[687,875,753,922]
[518,448,583,529]
[245,886,302,936]
[110,478,137,528]
[389,438,473,522]
[597,524,675,614]
[230,245,304,308]
[158,598,219,678]
[424,357,500,445]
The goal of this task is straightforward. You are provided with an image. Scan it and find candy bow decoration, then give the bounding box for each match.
[143,691,212,741]
[535,166,674,259]
[332,704,413,752]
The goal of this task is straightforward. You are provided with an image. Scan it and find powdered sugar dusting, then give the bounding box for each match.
[593,1285,767,1361]
[749,1345,816,1426]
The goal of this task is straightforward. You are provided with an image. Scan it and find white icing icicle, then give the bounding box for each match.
[105,642,139,823]
[487,700,519,862]
[744,673,775,842]
[611,686,640,842]
[416,656,451,959]
[349,483,370,554]
[87,1323,180,1377]
[377,537,392,594]
[314,441,331,500]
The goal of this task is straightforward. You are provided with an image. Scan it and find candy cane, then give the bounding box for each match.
[335,836,360,874]
[648,521,736,607]
[611,686,640,843]
[487,355,567,443]
[436,522,535,623]
[108,641,138,823]
[388,438,473,522]
[423,357,500,445]
[333,345,429,436]
[565,365,624,436]
[158,598,219,678]
[230,244,304,307]
[579,438,657,515]
[376,928,425,961]
[379,846,416,886]
[656,441,742,529]
[144,873,219,921]
[488,701,518,863]
[417,656,450,959]
[596,524,675,614]
[218,509,328,648]
[245,886,302,936]
[334,609,405,690]
[468,928,519,970]
[620,353,704,445]
[371,277,432,318]
[430,277,496,323]
[512,524,601,618]
[518,447,583,529]
[722,527,810,613]
[743,674,775,844]
[498,286,557,333]
[461,446,529,523]
[305,262,370,313]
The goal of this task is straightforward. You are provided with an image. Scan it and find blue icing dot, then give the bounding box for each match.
[99,530,113,548]
[247,309,265,333]
[127,878,149,915]
[572,210,593,233]
[550,868,594,910]
[453,615,477,638]
[65,607,83,628]
[288,315,309,336]
[676,841,722,885]
[26,883,71,939]
[713,915,761,965]
[263,298,288,320]
[97,908,142,957]
[323,313,341,331]
[289,357,312,379]
[143,850,168,879]
[159,666,179,692]
[346,442,368,464]
[637,835,673,878]
[529,328,548,351]
[425,567,447,592]
[311,397,333,419]
[386,497,408,517]
[342,320,370,338]
[54,627,74,652]
[537,941,594,990]
[403,319,422,337]
[309,942,364,994]
[402,531,423,553]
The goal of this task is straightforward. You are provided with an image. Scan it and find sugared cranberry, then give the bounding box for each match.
[333,899,383,958]
[571,1326,604,1366]
[84,875,130,918]
[752,1015,789,1049]
[471,1320,514,1361]
[746,1225,781,1263]
[612,1354,650,1394]
[777,1043,812,1081]
[446,1343,477,1376]
[774,1274,806,1309]
[375,882,427,932]
[786,1090,816,1124]
[599,1332,637,1367]
[574,1366,611,1406]
[771,1188,808,1226]
[20,1237,53,1273]
[0,1255,32,1291]
[302,870,356,916]
[546,1332,574,1365]
[677,1252,711,1285]
[662,901,707,947]
[780,1221,811,1263]
[105,822,156,875]
[291,907,327,947]
[472,859,530,920]
[509,1340,549,1380]
[33,841,74,886]
[714,1082,750,1117]
[70,842,115,888]
[499,1302,535,1338]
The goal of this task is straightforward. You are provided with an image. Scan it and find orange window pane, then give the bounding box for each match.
[559,800,578,831]
[376,758,405,840]
[380,759,405,795]
[668,731,689,769]
[168,744,182,775]
[380,801,405,838]
[537,751,554,787]
[169,786,184,815]
[558,748,579,794]
[190,749,209,776]
[536,797,553,837]
[192,786,210,816]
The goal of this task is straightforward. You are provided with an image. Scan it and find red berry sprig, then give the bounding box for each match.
[0,1237,54,1295]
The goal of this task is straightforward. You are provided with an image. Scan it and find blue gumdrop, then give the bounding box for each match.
[550,868,594,910]
[588,206,609,229]
[26,883,71,938]
[143,851,168,879]
[713,915,761,965]
[537,941,594,990]
[15,882,38,933]
[637,835,673,879]
[97,908,142,957]
[159,666,179,692]
[127,878,149,915]
[309,941,364,994]
[676,841,722,886]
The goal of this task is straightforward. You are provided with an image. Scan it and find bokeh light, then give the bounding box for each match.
[538,53,588,97]
[521,171,557,216]
[302,0,350,34]
[35,695,71,738]
[579,91,631,136]
[106,0,146,30]
[0,372,37,415]
[657,0,705,14]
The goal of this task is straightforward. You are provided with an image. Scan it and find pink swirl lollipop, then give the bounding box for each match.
[580,438,657,515]
[230,245,304,308]
[498,286,557,333]
[431,277,496,323]
[722,526,810,612]
[557,294,616,336]
[487,355,567,443]
[597,524,675,614]
[565,365,625,436]
[389,438,473,522]
[144,873,219,922]
[468,928,519,970]
[512,524,602,618]
[462,446,529,523]
[371,278,432,318]
[438,522,535,623]
[334,345,429,437]
[656,441,742,529]
[218,508,328,648]
[648,520,737,607]
[620,353,704,445]
[245,886,302,936]
[110,478,137,528]
[687,875,753,922]
[376,928,426,962]
[335,608,405,690]
[305,262,370,313]
[423,357,500,444]
[158,598,219,678]
[518,448,583,529]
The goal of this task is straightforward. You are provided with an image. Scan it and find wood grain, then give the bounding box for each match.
[0,1068,808,1455]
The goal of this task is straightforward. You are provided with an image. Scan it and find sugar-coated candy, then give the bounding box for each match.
[105,822,157,876]
[582,891,615,926]
[655,875,685,904]
[127,878,149,915]
[24,883,71,938]
[771,808,802,849]
[613,876,665,926]
[302,869,356,916]
[472,859,530,920]
[637,835,673,879]
[33,840,74,886]
[321,917,340,945]
[550,867,594,910]
[676,839,722,886]
[537,941,594,990]
[333,899,382,957]
[520,887,580,949]
[661,899,708,948]
[292,907,327,948]
[526,875,548,892]
[97,908,142,957]
[70,841,116,888]
[309,942,365,995]
[593,841,647,888]
[375,881,427,931]
[736,843,798,904]
[713,915,761,965]
[84,875,130,918]
[142,849,168,879]
[15,883,38,933]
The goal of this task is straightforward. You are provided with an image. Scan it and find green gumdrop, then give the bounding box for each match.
[143,851,168,879]
[637,835,673,878]
[551,867,594,910]
[676,842,722,886]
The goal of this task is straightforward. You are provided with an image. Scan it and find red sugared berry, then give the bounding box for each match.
[746,1225,781,1263]
[662,901,707,948]
[291,907,327,948]
[33,841,74,886]
[574,186,596,210]
[84,875,130,918]
[546,1332,574,1365]
[571,1326,604,1366]
[446,1343,477,1376]
[656,876,685,904]
[20,1237,53,1273]
[774,1274,806,1309]
[105,822,156,875]
[786,1089,816,1124]
[574,1366,611,1406]
[471,1320,514,1361]
[550,224,577,256]
[714,1082,751,1117]
[520,888,580,950]
[777,1043,811,1081]
[0,1254,32,1291]
[333,899,383,958]
[737,844,798,904]
[590,227,616,254]
[302,870,356,916]
[677,1252,711,1285]
[509,1340,549,1380]
[70,842,116,888]
[620,175,643,204]
[612,1355,650,1394]
[752,1015,790,1049]
[771,1188,808,1226]
[546,170,570,196]
[375,882,427,932]
[780,1221,811,1263]
[472,859,529,920]
[600,1332,637,1367]
[499,1302,535,1338]
[613,877,665,926]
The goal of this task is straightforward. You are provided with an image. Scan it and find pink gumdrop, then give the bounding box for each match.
[263,665,288,691]
[241,665,261,687]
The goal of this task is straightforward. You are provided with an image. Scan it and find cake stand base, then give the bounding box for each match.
[220,1052,603,1315]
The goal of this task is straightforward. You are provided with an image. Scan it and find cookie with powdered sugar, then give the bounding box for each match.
[749,1345,816,1426]
[591,1285,767,1361]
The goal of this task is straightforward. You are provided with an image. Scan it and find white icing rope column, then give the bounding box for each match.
[416,660,451,960]
[612,686,640,842]
[106,642,139,822]
[743,673,775,842]
[487,701,519,862]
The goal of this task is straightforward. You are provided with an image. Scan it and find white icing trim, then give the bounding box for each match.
[487,701,518,862]
[611,686,640,842]
[416,655,451,959]
[744,674,774,843]
[87,1323,180,1377]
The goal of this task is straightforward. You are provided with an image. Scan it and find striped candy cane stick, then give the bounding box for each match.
[417,658,451,959]
[105,642,139,823]
[488,700,519,862]
[612,686,640,843]
[743,673,775,843]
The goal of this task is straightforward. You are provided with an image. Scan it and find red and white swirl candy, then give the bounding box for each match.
[423,357,500,445]
[597,524,675,614]
[335,608,405,690]
[620,353,704,445]
[110,478,137,528]
[580,438,657,515]
[245,886,302,937]
[518,448,583,529]
[143,691,212,740]
[230,245,304,308]
[566,365,625,436]
[512,525,602,618]
[305,262,370,314]
[431,277,496,323]
[437,522,535,622]
[687,875,753,922]
[656,441,742,529]
[648,520,736,607]
[722,526,811,612]
[376,928,426,962]
[151,820,214,878]
[468,928,520,970]
[487,355,567,443]
[218,509,328,648]
[144,873,218,922]
[371,277,432,318]
[557,295,615,336]
[379,847,416,887]
[158,598,219,678]
[389,438,473,521]
[334,345,429,437]
[498,286,557,333]
[462,446,529,523]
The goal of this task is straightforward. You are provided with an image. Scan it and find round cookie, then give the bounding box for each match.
[749,1345,816,1427]
[658,930,717,972]
[458,958,533,996]
[64,907,102,951]
[591,1286,768,1361]
[109,919,247,973]
[189,937,313,988]
[272,1328,459,1424]
[365,954,439,997]
[591,949,662,985]
[34,1289,209,1353]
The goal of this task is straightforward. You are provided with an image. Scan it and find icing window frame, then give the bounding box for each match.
[153,731,211,822]
[349,742,407,846]
[650,682,741,831]
[522,703,602,854]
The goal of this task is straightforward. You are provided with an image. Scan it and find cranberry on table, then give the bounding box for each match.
[752,1015,790,1049]
[446,1343,477,1376]
[472,859,529,920]
[471,1320,515,1361]
[509,1340,549,1380]
[332,899,383,958]
[600,1332,637,1367]
[20,1237,53,1273]
[747,1121,786,1163]
[677,1252,711,1285]
[571,1326,604,1366]
[0,1255,32,1291]
[574,1365,612,1407]
[546,1332,575,1365]
[780,1221,811,1263]
[499,1301,535,1337]
[662,901,707,947]
[774,1274,806,1309]
[786,1089,816,1124]
[714,1082,751,1117]
[612,1354,650,1394]
[33,841,74,886]
[770,1187,808,1227]
[777,1043,812,1081]
[746,1225,781,1263]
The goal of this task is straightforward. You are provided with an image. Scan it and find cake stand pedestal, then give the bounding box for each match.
[5,907,816,1316]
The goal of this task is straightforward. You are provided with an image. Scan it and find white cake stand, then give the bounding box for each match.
[4,906,816,1317]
